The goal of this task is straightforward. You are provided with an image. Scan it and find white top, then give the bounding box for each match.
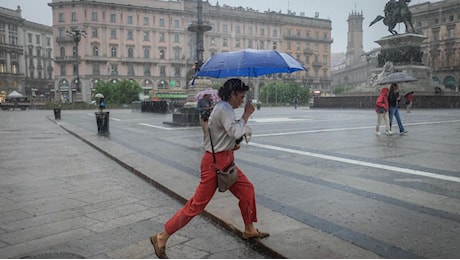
[205,101,251,153]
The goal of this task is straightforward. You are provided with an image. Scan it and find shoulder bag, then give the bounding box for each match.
[208,129,238,192]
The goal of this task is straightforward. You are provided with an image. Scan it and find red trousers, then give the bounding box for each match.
[164,150,258,235]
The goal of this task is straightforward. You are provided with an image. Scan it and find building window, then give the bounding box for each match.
[144,64,150,76]
[93,46,99,56]
[160,66,166,77]
[210,37,216,46]
[159,33,165,42]
[174,34,179,43]
[159,49,165,59]
[144,17,149,25]
[110,29,117,39]
[174,19,180,28]
[223,38,228,47]
[127,30,133,40]
[248,26,253,35]
[36,35,40,45]
[174,67,180,77]
[11,63,18,74]
[260,28,265,36]
[160,18,165,27]
[60,64,66,76]
[28,47,33,56]
[92,11,98,21]
[144,48,150,58]
[273,29,277,37]
[71,12,77,21]
[236,25,240,34]
[174,49,180,60]
[127,15,133,24]
[93,64,100,76]
[60,47,65,57]
[143,31,149,41]
[110,13,116,23]
[223,24,228,33]
[111,47,117,57]
[89,28,97,38]
[36,48,41,57]
[59,13,64,22]
[235,39,240,48]
[248,40,253,48]
[28,33,32,43]
[47,37,51,46]
[128,47,134,58]
[448,28,455,39]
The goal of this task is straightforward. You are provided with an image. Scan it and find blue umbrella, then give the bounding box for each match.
[195,49,306,78]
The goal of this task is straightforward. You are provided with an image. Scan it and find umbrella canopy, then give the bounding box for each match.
[404,91,414,97]
[194,89,220,102]
[7,90,24,98]
[95,93,104,98]
[378,71,417,85]
[195,49,306,78]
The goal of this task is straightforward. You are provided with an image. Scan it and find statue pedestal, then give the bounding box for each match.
[163,78,214,127]
[374,33,433,93]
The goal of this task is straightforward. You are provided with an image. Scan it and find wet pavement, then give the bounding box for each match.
[0,110,269,259]
[1,107,459,259]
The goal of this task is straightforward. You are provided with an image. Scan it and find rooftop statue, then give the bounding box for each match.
[369,0,415,35]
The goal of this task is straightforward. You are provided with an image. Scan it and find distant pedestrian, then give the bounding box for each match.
[98,97,105,112]
[388,83,408,135]
[293,97,298,109]
[149,78,268,259]
[405,91,414,113]
[197,94,213,142]
[375,87,392,136]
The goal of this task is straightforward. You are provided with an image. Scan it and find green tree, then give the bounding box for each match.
[260,82,310,105]
[94,80,143,105]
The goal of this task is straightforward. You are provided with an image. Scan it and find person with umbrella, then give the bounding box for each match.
[388,83,408,135]
[196,93,213,142]
[150,78,269,259]
[405,91,414,113]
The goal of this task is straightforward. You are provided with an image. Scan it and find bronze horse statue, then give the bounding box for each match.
[370,0,415,35]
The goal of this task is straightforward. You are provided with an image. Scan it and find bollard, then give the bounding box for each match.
[54,108,61,120]
[95,111,109,135]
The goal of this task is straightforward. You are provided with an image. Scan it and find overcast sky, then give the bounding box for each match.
[0,0,440,53]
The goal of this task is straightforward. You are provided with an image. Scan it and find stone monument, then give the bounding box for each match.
[372,33,432,92]
[369,0,433,93]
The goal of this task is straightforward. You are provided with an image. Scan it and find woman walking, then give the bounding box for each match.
[388,83,408,135]
[375,87,392,136]
[150,78,268,259]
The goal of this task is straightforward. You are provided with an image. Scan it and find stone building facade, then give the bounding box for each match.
[49,0,332,103]
[0,6,54,101]
[332,0,460,94]
[411,0,460,92]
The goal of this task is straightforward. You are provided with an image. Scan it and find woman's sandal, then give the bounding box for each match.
[242,229,270,240]
[150,234,168,259]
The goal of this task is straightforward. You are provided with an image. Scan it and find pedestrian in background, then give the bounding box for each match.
[405,91,414,113]
[98,97,105,112]
[150,78,268,259]
[375,87,392,136]
[197,93,213,142]
[388,83,408,135]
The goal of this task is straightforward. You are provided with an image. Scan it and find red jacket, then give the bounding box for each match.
[375,87,389,112]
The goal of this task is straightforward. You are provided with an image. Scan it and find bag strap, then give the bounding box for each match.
[208,128,218,168]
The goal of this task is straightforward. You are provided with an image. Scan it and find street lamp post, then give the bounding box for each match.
[66,28,86,103]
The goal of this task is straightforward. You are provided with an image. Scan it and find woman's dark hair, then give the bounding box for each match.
[218,78,249,101]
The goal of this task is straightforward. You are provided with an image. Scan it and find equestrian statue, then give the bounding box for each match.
[370,0,415,35]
